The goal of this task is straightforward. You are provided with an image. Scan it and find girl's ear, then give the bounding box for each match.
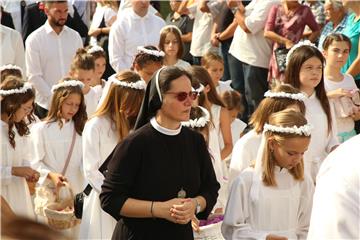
[322,50,327,58]
[268,138,275,153]
[133,63,140,71]
[204,84,211,93]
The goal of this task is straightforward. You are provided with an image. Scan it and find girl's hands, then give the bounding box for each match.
[326,88,352,99]
[48,172,67,191]
[11,166,39,182]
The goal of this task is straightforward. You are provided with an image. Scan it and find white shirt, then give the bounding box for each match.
[84,87,102,118]
[173,59,191,69]
[222,167,314,240]
[25,21,83,109]
[89,4,117,46]
[324,73,357,134]
[1,0,36,33]
[108,8,165,72]
[229,0,279,68]
[117,0,158,16]
[0,25,26,72]
[308,135,360,239]
[231,118,247,145]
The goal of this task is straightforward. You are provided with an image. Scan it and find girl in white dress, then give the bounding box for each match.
[86,45,107,89]
[1,76,39,219]
[79,71,146,239]
[159,25,191,69]
[69,48,102,118]
[229,84,306,188]
[222,109,314,240]
[284,41,338,183]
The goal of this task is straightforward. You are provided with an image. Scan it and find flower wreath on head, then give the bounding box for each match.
[285,40,317,66]
[51,80,84,93]
[0,82,33,96]
[263,123,312,136]
[137,46,165,57]
[0,64,23,76]
[264,90,306,101]
[87,45,105,54]
[192,83,205,94]
[108,74,146,90]
[181,106,210,128]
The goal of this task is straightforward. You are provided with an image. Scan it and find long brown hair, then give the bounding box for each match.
[159,26,184,59]
[95,71,145,142]
[284,45,332,134]
[1,76,35,148]
[262,109,309,186]
[46,78,87,135]
[249,84,306,134]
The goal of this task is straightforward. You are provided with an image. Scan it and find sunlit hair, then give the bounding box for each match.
[94,71,145,142]
[85,45,106,61]
[250,84,306,134]
[70,48,95,73]
[322,33,352,51]
[132,45,164,70]
[284,45,332,134]
[262,109,309,186]
[46,77,87,135]
[222,90,244,115]
[159,26,184,59]
[201,51,224,69]
[1,68,23,83]
[99,0,119,10]
[1,76,35,148]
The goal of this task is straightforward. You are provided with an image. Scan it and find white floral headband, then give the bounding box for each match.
[0,82,33,96]
[286,40,317,66]
[137,46,165,58]
[263,123,312,136]
[181,106,210,128]
[109,74,146,90]
[160,25,182,36]
[264,90,306,101]
[0,64,23,76]
[87,45,104,54]
[51,80,84,93]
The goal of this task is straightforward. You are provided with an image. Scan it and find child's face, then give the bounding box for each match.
[164,32,179,58]
[299,57,322,93]
[14,99,34,122]
[94,57,106,80]
[323,41,350,69]
[206,60,224,86]
[135,61,162,83]
[72,69,94,88]
[61,93,81,121]
[270,136,310,170]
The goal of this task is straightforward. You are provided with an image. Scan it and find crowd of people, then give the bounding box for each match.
[1,0,360,239]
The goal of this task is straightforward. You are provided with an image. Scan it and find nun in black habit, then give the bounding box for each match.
[100,66,220,240]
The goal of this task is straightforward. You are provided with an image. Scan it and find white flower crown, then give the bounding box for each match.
[51,80,84,93]
[87,45,104,54]
[137,46,165,57]
[160,25,183,35]
[0,82,32,96]
[0,64,23,75]
[264,90,306,101]
[109,74,146,90]
[263,123,312,136]
[181,106,210,128]
[193,84,205,93]
[286,40,317,66]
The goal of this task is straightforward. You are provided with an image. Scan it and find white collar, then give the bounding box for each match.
[130,8,150,20]
[150,117,181,136]
[44,20,68,35]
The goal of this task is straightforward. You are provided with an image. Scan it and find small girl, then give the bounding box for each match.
[85,45,107,88]
[222,109,314,240]
[69,48,102,117]
[284,41,338,182]
[1,76,39,219]
[80,71,145,239]
[322,33,360,143]
[229,84,306,187]
[0,64,23,83]
[201,51,232,95]
[159,25,191,69]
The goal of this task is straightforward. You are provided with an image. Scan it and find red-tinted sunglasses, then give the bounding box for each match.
[165,91,198,101]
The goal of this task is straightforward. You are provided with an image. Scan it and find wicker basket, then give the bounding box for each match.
[194,221,224,240]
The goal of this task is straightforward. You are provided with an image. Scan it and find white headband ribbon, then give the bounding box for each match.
[263,123,312,136]
[160,25,183,35]
[137,46,165,57]
[193,84,205,93]
[181,106,210,128]
[286,40,317,66]
[87,45,104,54]
[51,80,84,93]
[264,90,306,101]
[108,74,146,90]
[0,64,23,76]
[0,82,32,96]
[155,67,166,102]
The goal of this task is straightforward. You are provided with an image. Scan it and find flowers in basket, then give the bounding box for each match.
[199,215,224,227]
[194,214,225,240]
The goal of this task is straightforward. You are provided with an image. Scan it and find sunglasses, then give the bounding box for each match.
[165,91,198,101]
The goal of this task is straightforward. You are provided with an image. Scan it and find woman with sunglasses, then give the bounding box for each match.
[100,66,220,240]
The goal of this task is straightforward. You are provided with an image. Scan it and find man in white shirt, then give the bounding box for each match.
[25,0,82,118]
[227,0,279,119]
[308,134,360,239]
[108,0,165,72]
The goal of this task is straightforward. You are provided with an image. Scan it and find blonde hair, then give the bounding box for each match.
[95,71,144,142]
[262,109,309,186]
[201,51,224,69]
